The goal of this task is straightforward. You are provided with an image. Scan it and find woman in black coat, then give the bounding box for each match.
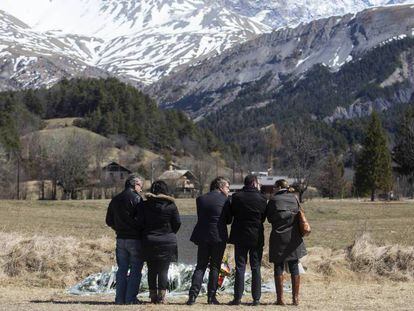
[139,181,181,304]
[266,179,307,306]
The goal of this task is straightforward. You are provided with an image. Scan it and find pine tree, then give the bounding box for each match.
[354,112,393,201]
[392,108,414,197]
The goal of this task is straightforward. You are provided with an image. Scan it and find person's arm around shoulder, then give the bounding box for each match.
[170,202,181,233]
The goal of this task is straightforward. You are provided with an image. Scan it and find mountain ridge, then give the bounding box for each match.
[1,0,414,89]
[149,4,414,120]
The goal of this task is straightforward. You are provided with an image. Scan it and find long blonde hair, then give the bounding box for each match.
[275,179,295,192]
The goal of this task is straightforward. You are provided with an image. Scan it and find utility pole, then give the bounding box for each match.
[16,153,20,200]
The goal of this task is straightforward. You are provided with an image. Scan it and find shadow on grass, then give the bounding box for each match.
[30,300,112,305]
[30,300,185,306]
[29,300,276,306]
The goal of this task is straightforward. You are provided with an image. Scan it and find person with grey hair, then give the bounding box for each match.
[106,174,144,304]
[186,177,232,305]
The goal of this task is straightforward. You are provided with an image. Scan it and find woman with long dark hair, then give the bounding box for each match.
[139,180,181,304]
[266,179,307,306]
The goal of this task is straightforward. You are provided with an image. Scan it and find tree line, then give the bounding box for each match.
[0,77,239,199]
[0,77,235,158]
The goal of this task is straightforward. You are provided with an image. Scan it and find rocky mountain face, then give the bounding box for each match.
[0,10,109,91]
[0,0,269,88]
[224,0,412,29]
[1,0,414,90]
[150,4,414,120]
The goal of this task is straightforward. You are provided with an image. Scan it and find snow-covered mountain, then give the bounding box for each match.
[225,0,412,29]
[149,4,414,119]
[0,0,269,88]
[0,0,414,89]
[0,10,109,91]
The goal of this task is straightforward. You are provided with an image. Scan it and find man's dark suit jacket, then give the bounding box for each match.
[190,190,231,245]
[228,187,267,248]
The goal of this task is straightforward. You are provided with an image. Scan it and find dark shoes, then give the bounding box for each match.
[149,289,158,304]
[186,295,219,305]
[157,289,167,304]
[228,299,241,305]
[251,300,260,306]
[186,295,196,305]
[115,299,142,305]
[207,296,220,305]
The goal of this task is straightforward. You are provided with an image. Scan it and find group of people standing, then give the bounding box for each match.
[106,173,307,306]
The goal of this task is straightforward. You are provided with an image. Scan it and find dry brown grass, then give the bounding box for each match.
[0,281,413,311]
[0,232,114,288]
[43,118,81,129]
[0,199,414,287]
[1,198,414,311]
[347,234,414,281]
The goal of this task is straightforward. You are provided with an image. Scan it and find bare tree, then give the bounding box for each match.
[24,133,50,199]
[35,131,92,199]
[281,124,323,202]
[190,157,216,195]
[56,133,92,199]
[0,144,17,199]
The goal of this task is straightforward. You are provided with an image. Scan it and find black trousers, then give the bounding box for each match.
[189,242,226,297]
[147,260,170,290]
[234,245,263,301]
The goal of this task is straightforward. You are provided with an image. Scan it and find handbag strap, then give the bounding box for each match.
[294,195,303,211]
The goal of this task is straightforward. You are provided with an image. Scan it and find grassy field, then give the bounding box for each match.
[0,282,413,311]
[0,198,413,310]
[1,198,413,249]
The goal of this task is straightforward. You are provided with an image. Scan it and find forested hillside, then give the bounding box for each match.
[0,78,235,159]
[199,37,414,162]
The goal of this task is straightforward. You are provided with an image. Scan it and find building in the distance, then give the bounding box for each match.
[158,167,199,197]
[102,162,132,183]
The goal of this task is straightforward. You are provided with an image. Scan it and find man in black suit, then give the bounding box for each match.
[186,177,231,305]
[228,174,267,306]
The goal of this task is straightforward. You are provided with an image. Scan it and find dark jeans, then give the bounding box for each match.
[115,239,144,304]
[147,260,170,290]
[234,245,263,301]
[189,242,226,297]
[274,260,299,276]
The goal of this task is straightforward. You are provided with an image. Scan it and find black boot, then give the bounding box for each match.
[186,295,196,305]
[149,289,157,304]
[228,298,241,305]
[207,295,220,305]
